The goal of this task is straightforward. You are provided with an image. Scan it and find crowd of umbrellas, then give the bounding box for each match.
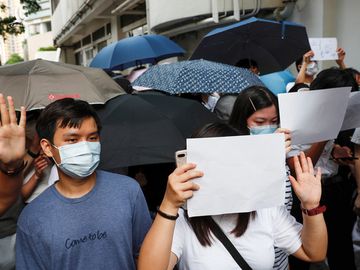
[0,17,311,171]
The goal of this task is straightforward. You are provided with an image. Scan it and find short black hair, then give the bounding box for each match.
[36,98,102,143]
[295,56,303,72]
[235,58,258,69]
[310,68,358,92]
[229,86,279,134]
[288,83,310,93]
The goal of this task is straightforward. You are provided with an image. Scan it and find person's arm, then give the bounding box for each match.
[336,47,346,69]
[21,155,49,201]
[295,50,314,84]
[0,94,26,216]
[138,163,203,270]
[290,152,327,261]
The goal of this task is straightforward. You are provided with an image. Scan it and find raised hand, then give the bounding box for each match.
[336,47,346,69]
[289,152,322,209]
[0,94,26,168]
[160,163,203,215]
[303,50,315,65]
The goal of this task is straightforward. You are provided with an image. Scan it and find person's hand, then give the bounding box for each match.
[331,144,355,166]
[289,152,322,210]
[303,50,315,65]
[160,163,203,215]
[336,47,346,68]
[33,155,50,179]
[275,128,292,154]
[0,94,26,169]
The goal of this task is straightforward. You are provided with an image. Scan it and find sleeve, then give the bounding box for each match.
[352,128,360,145]
[170,209,186,260]
[131,186,152,258]
[271,206,303,255]
[16,225,48,270]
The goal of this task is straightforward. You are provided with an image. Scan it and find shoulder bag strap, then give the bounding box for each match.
[209,217,252,270]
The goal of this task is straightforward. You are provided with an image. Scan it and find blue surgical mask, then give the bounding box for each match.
[249,125,278,135]
[52,141,101,179]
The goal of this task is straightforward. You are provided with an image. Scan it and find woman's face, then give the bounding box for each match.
[246,104,278,128]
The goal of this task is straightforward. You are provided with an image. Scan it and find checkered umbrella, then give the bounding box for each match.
[132,59,264,94]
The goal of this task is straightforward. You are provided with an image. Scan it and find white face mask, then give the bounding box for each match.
[305,61,319,76]
[52,141,101,179]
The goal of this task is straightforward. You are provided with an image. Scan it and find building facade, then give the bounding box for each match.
[0,0,26,64]
[23,0,55,61]
[51,0,360,71]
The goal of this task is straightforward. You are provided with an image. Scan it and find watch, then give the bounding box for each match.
[301,205,327,216]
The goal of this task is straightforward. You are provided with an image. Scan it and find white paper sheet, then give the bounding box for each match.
[186,134,286,217]
[341,91,360,131]
[309,38,338,61]
[279,87,351,145]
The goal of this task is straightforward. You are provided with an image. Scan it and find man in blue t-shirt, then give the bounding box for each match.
[16,98,152,270]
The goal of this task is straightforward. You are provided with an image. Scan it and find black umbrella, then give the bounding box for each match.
[191,17,311,75]
[97,94,220,169]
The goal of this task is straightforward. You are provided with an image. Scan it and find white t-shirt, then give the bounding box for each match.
[172,207,302,270]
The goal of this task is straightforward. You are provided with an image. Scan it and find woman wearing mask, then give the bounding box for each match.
[138,123,327,270]
[228,86,292,270]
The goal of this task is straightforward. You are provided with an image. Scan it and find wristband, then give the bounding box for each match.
[301,205,326,216]
[27,149,40,158]
[156,207,179,220]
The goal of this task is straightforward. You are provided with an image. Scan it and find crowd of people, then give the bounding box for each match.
[0,45,360,270]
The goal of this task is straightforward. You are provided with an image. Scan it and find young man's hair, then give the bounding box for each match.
[228,86,279,134]
[186,122,255,247]
[310,67,358,92]
[36,98,102,143]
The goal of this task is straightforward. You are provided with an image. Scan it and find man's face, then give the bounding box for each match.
[41,117,99,164]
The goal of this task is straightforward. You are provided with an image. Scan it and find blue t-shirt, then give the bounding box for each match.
[16,170,152,270]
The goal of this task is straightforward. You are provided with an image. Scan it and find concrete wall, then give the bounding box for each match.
[289,0,360,71]
[27,31,54,60]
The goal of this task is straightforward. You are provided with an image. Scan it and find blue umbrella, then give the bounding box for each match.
[132,59,264,94]
[90,35,185,70]
[260,70,295,95]
[191,17,310,75]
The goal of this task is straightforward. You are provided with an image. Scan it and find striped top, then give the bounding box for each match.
[273,165,293,270]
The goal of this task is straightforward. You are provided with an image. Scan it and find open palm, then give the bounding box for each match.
[0,94,26,165]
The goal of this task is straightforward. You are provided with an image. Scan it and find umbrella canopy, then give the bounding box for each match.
[97,94,220,169]
[90,34,185,71]
[132,59,264,94]
[260,70,295,95]
[191,17,311,75]
[0,59,125,110]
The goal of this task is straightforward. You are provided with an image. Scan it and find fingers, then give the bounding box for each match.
[307,156,314,175]
[299,151,309,173]
[315,167,322,182]
[19,106,26,129]
[293,155,302,177]
[289,175,299,191]
[7,96,17,124]
[173,163,196,175]
[0,94,10,125]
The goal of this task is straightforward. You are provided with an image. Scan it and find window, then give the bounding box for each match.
[97,40,107,52]
[92,27,105,42]
[75,51,83,66]
[45,21,52,32]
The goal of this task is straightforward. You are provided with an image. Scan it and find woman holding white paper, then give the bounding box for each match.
[229,86,293,269]
[138,123,327,270]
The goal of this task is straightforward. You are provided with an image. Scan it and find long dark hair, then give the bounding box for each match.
[228,86,279,134]
[186,123,255,247]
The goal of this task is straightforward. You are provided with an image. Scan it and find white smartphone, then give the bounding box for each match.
[175,149,188,210]
[175,149,187,167]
